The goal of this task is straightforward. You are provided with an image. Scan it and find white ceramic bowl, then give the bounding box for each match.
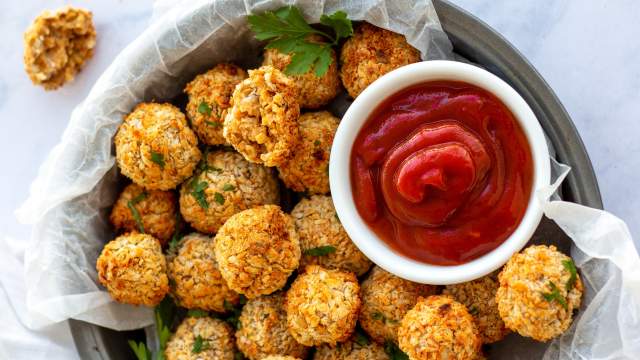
[330,60,550,285]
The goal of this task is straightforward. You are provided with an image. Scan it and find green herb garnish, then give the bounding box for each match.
[150,151,165,169]
[168,212,183,253]
[205,120,222,127]
[314,140,321,146]
[303,245,336,257]
[198,101,212,116]
[541,281,568,310]
[127,191,147,233]
[248,6,353,76]
[187,309,209,318]
[354,328,370,346]
[214,192,225,205]
[223,299,243,329]
[234,352,246,360]
[468,306,479,316]
[190,180,209,209]
[563,259,578,291]
[384,340,409,360]
[372,311,385,321]
[192,335,210,354]
[128,340,152,360]
[223,184,235,191]
[128,297,176,360]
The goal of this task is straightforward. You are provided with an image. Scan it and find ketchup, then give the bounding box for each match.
[351,81,533,265]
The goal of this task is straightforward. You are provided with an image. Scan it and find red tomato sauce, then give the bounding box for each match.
[351,81,533,265]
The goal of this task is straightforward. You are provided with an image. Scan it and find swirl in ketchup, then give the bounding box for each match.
[351,81,533,265]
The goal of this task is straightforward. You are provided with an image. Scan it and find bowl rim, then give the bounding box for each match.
[329,60,551,285]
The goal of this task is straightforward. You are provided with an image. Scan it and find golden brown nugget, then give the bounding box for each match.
[165,317,235,360]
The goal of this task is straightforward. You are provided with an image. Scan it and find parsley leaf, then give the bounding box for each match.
[128,340,152,360]
[168,212,183,253]
[205,120,222,127]
[150,151,165,169]
[198,101,212,116]
[372,311,385,321]
[187,309,209,318]
[223,184,235,191]
[541,281,568,310]
[313,140,321,146]
[127,191,147,233]
[234,352,247,360]
[563,259,578,291]
[192,335,210,353]
[223,299,243,329]
[214,192,225,205]
[155,297,177,359]
[303,245,336,257]
[354,328,370,346]
[248,6,353,76]
[468,306,479,316]
[384,340,409,360]
[190,180,209,209]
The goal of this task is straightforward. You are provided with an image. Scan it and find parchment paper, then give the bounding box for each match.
[16,0,640,359]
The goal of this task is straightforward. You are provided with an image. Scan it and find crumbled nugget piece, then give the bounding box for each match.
[262,356,301,360]
[398,295,481,360]
[443,273,509,344]
[223,66,300,167]
[286,265,361,346]
[262,41,340,109]
[23,6,96,90]
[340,23,421,98]
[277,112,337,194]
[314,337,388,360]
[165,317,236,360]
[292,195,371,276]
[496,245,583,341]
[96,233,169,307]
[214,205,300,299]
[109,183,177,244]
[179,150,279,234]
[360,266,437,344]
[167,233,239,312]
[115,103,201,190]
[184,63,247,145]
[236,293,308,360]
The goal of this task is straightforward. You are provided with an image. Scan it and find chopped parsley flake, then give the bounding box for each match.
[198,101,212,116]
[214,192,225,205]
[223,184,235,191]
[150,151,165,169]
[541,281,568,310]
[468,306,479,316]
[205,120,222,127]
[314,140,321,146]
[372,312,385,321]
[187,309,209,318]
[190,180,209,209]
[563,259,578,291]
[127,191,147,233]
[192,335,210,353]
[303,245,336,257]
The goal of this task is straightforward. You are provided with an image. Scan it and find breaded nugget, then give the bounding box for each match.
[179,150,279,234]
[286,265,361,346]
[262,356,301,360]
[214,205,300,299]
[23,6,96,90]
[496,245,583,341]
[292,195,371,276]
[277,112,337,194]
[443,273,509,344]
[109,183,177,244]
[96,232,169,307]
[167,233,239,312]
[236,293,308,360]
[314,337,388,360]
[360,266,437,344]
[340,23,420,98]
[224,66,300,167]
[398,295,481,360]
[115,103,201,190]
[165,317,236,360]
[184,63,247,145]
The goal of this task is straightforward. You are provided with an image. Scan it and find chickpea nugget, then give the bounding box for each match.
[496,245,583,341]
[262,357,301,360]
[96,233,169,307]
[286,265,361,346]
[398,295,481,360]
[340,23,420,98]
[224,66,300,167]
[214,205,300,299]
[277,112,337,195]
[314,337,388,360]
[23,6,96,90]
[184,63,247,145]
[165,317,236,360]
[115,103,201,190]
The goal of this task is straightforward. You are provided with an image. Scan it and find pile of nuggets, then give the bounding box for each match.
[96,23,583,360]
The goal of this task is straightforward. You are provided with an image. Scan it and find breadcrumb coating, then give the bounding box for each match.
[96,233,169,307]
[167,233,240,312]
[443,273,509,344]
[115,103,201,190]
[286,265,361,346]
[496,245,583,341]
[214,205,300,299]
[184,63,247,145]
[165,317,235,360]
[179,150,279,234]
[314,337,388,360]
[398,295,481,360]
[360,266,437,344]
[109,183,177,244]
[292,195,371,276]
[340,23,420,98]
[277,112,337,194]
[236,293,308,360]
[23,6,96,90]
[262,356,301,360]
[263,45,340,109]
[223,66,300,167]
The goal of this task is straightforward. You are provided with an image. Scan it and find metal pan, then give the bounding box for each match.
[69,0,603,358]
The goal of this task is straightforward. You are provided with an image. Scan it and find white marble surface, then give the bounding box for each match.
[0,0,638,358]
